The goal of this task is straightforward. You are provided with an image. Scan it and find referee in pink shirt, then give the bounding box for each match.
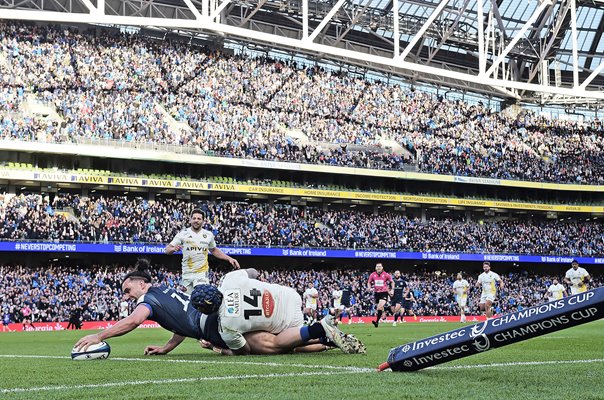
[367,263,394,328]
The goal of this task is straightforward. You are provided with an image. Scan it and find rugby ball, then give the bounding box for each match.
[71,341,111,361]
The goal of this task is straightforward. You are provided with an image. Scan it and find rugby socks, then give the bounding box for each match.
[300,323,326,342]
[373,309,383,326]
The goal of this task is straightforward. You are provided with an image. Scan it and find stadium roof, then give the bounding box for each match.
[2,0,604,106]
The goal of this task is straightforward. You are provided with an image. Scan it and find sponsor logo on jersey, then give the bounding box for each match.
[262,290,275,318]
[224,289,241,317]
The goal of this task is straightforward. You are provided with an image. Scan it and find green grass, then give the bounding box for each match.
[1,321,603,399]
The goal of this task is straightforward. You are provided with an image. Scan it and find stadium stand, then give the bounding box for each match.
[1,23,603,183]
[0,193,603,255]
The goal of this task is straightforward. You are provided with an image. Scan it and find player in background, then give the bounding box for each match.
[303,281,319,324]
[402,287,417,321]
[191,269,365,355]
[119,298,129,320]
[391,270,406,326]
[368,263,393,328]
[332,282,353,325]
[2,310,11,332]
[476,261,504,319]
[546,278,567,302]
[564,260,591,295]
[165,208,239,294]
[452,273,470,322]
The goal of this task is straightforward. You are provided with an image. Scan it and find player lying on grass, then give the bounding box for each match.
[190,269,366,355]
[73,260,359,356]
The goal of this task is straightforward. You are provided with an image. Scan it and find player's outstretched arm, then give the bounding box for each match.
[210,247,240,269]
[74,305,150,351]
[144,333,186,355]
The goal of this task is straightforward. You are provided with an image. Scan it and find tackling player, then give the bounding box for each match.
[476,261,504,319]
[165,208,239,294]
[452,273,470,322]
[367,263,393,328]
[191,269,365,355]
[564,260,591,295]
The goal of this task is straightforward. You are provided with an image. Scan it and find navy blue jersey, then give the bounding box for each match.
[393,277,407,296]
[341,285,352,306]
[138,286,226,347]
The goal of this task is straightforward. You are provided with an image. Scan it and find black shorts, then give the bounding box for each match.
[402,300,413,310]
[392,293,404,305]
[374,292,389,303]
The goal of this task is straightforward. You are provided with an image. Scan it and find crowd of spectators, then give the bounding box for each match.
[1,23,603,183]
[1,193,603,256]
[2,263,601,325]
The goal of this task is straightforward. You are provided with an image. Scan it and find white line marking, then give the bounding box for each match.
[0,370,369,394]
[431,358,604,370]
[0,354,373,372]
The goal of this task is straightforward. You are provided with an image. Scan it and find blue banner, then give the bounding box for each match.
[385,287,604,371]
[0,242,603,264]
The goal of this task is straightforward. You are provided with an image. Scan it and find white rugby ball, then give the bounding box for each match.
[71,341,111,361]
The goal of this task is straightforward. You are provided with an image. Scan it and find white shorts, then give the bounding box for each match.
[570,285,587,295]
[305,303,317,311]
[480,293,496,304]
[456,295,467,308]
[119,311,128,318]
[181,272,210,294]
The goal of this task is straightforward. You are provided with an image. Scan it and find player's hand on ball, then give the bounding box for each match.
[144,345,167,355]
[74,334,101,352]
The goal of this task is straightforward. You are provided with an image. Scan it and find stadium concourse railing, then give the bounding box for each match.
[0,239,603,265]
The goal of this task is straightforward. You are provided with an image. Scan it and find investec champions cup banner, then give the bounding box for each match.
[384,287,604,371]
[1,242,603,265]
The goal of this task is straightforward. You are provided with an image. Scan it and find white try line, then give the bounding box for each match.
[431,358,604,370]
[0,354,374,373]
[0,370,369,394]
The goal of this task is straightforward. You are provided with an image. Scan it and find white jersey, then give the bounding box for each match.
[303,287,318,308]
[170,227,216,274]
[478,271,501,297]
[547,283,565,301]
[218,270,303,350]
[119,301,129,317]
[565,267,589,294]
[332,289,343,308]
[453,279,469,297]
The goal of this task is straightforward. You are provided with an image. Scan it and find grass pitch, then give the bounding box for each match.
[1,321,603,400]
